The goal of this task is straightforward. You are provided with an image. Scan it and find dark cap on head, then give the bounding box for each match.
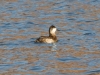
[50,25,56,28]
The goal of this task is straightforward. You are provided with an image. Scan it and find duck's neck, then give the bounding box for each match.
[49,33,55,37]
[49,33,57,41]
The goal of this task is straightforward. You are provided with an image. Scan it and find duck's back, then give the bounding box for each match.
[35,36,57,43]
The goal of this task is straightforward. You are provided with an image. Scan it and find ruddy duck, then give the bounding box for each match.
[35,25,57,43]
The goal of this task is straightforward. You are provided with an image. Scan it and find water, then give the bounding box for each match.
[0,0,100,75]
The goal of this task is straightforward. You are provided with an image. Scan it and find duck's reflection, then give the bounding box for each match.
[51,43,57,51]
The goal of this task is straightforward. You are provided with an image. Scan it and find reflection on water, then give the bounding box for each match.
[0,0,100,75]
[51,43,57,51]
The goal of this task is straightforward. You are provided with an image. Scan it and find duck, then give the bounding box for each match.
[35,25,57,43]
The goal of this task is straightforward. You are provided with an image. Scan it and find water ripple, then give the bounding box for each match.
[57,56,80,62]
[29,66,45,72]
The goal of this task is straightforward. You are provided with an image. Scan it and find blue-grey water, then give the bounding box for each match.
[0,0,100,75]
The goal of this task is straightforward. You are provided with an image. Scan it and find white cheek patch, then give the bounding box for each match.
[51,28,56,33]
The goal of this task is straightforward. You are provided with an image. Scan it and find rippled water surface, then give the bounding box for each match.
[0,0,100,75]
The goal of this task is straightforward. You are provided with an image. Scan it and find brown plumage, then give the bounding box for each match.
[35,25,57,43]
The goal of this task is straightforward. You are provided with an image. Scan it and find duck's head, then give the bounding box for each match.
[49,25,57,36]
